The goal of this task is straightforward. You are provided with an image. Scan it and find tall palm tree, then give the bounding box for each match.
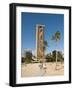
[51,31,61,69]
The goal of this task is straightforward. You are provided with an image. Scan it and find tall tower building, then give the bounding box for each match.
[36,24,45,62]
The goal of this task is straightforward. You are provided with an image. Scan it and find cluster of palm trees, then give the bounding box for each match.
[43,31,61,69]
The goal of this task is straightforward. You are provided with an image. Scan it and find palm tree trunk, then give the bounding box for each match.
[55,42,58,69]
[56,50,57,66]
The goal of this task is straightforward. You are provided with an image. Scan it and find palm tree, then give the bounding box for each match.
[43,41,48,51]
[51,31,61,69]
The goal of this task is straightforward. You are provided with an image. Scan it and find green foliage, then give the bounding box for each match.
[55,31,61,41]
[57,51,64,62]
[43,40,48,51]
[51,31,61,64]
[52,50,56,59]
[51,31,61,42]
[24,51,32,64]
[46,54,54,62]
[52,50,64,62]
[44,41,48,47]
[21,57,25,63]
[24,58,31,64]
[45,51,64,62]
[25,51,32,59]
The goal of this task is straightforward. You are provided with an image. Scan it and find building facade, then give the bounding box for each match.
[36,24,45,62]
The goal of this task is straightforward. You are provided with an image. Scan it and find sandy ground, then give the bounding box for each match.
[21,62,64,77]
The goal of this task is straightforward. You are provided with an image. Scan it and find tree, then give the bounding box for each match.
[52,50,64,62]
[24,51,32,63]
[51,31,61,69]
[43,41,48,51]
[57,51,64,63]
[52,50,56,62]
[46,53,54,62]
[43,40,48,60]
[21,57,25,63]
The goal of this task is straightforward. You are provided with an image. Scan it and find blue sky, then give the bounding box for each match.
[21,12,64,56]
